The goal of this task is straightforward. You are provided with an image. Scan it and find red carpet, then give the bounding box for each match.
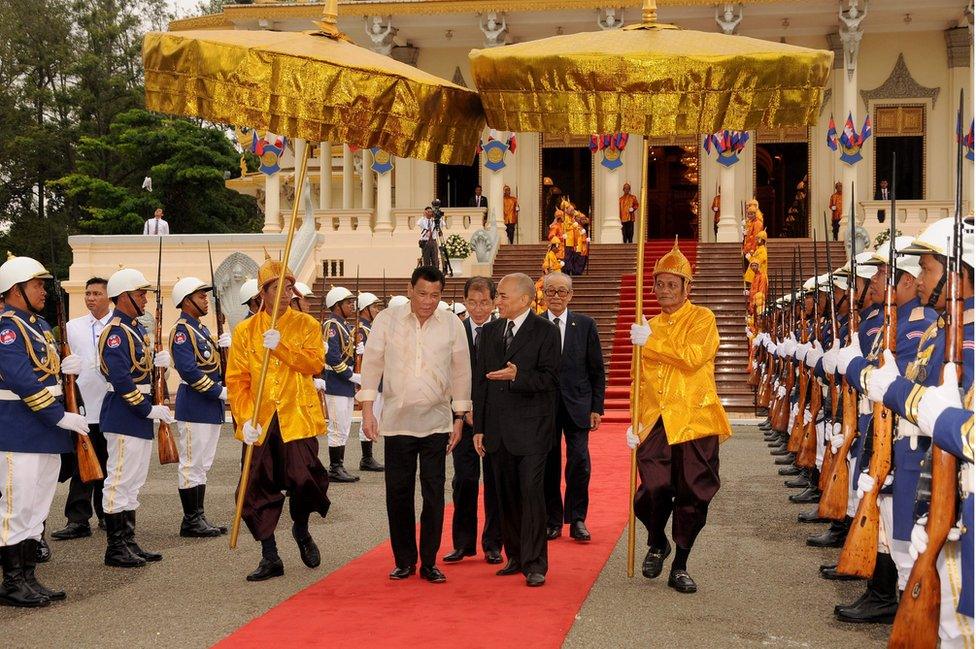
[215,425,630,648]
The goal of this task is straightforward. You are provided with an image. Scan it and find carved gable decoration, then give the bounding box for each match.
[860,54,940,109]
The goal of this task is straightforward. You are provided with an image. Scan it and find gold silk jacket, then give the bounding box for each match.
[226,308,326,444]
[636,300,732,445]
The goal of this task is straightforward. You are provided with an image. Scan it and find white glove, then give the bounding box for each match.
[323,340,329,355]
[147,405,176,424]
[752,336,760,348]
[263,329,281,350]
[765,339,776,354]
[856,472,875,498]
[630,317,651,346]
[917,363,962,437]
[60,354,84,375]
[822,343,840,375]
[356,342,365,356]
[217,332,231,348]
[745,326,752,337]
[626,426,640,449]
[836,338,863,375]
[313,378,327,392]
[782,334,798,357]
[805,340,824,369]
[830,432,844,452]
[57,412,90,435]
[219,386,228,401]
[794,341,811,362]
[909,517,929,561]
[153,350,171,368]
[776,385,786,398]
[866,349,900,402]
[350,373,362,386]
[802,409,813,426]
[242,421,262,445]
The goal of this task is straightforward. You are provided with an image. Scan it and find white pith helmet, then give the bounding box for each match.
[107,268,152,298]
[239,278,259,305]
[325,286,354,309]
[0,255,52,294]
[172,276,211,308]
[357,292,380,311]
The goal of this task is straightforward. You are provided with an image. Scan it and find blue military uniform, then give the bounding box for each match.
[98,309,153,439]
[170,313,223,425]
[847,303,884,477]
[323,316,355,397]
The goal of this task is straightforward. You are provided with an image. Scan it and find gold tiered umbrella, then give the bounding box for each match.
[142,0,485,549]
[471,0,832,577]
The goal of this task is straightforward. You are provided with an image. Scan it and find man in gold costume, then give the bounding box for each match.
[502,185,520,245]
[627,242,732,594]
[619,182,638,244]
[226,257,331,582]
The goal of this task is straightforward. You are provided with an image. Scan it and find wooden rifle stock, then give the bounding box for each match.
[796,381,822,468]
[153,240,179,465]
[787,367,808,451]
[818,379,858,520]
[819,372,840,490]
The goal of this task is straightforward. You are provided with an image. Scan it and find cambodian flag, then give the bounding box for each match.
[839,113,864,165]
[614,132,629,150]
[703,133,714,154]
[966,120,974,161]
[589,135,600,153]
[507,133,517,153]
[859,115,872,143]
[826,114,838,151]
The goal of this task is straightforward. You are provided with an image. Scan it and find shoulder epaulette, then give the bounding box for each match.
[909,307,925,322]
[0,310,13,318]
[108,316,121,327]
[964,309,974,326]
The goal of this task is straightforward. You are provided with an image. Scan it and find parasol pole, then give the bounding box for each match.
[230,143,312,549]
[627,136,651,577]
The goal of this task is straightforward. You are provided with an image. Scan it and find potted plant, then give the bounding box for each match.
[444,233,472,260]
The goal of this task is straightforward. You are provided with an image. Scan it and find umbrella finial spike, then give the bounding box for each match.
[642,0,658,25]
[316,0,344,38]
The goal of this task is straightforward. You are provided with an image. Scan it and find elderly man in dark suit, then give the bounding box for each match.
[473,273,560,587]
[541,272,605,542]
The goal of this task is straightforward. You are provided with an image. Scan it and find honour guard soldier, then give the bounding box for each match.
[99,268,176,568]
[323,286,362,482]
[0,255,88,606]
[170,277,229,537]
[240,278,261,318]
[356,292,385,472]
[291,282,313,313]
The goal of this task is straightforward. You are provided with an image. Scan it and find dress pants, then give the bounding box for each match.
[0,452,60,546]
[102,433,153,514]
[450,426,501,554]
[62,424,109,524]
[544,403,591,526]
[420,239,438,267]
[239,415,331,541]
[491,442,548,576]
[633,420,720,550]
[384,433,448,569]
[621,220,634,243]
[176,421,221,489]
[505,223,516,245]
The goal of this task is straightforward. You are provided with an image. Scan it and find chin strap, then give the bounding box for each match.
[124,292,145,318]
[15,282,39,314]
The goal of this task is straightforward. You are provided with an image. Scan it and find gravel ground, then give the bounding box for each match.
[0,423,891,648]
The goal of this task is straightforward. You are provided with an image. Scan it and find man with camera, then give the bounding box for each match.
[417,206,439,269]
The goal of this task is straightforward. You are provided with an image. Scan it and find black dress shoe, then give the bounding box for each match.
[546,525,561,540]
[774,455,797,466]
[443,549,475,563]
[420,565,446,583]
[821,566,863,581]
[641,542,671,580]
[525,572,545,587]
[667,569,698,594]
[51,522,92,541]
[389,565,416,580]
[798,509,827,524]
[484,550,503,565]
[785,475,810,488]
[292,524,321,568]
[789,487,821,504]
[569,521,591,542]
[246,556,284,582]
[778,466,802,476]
[496,559,521,576]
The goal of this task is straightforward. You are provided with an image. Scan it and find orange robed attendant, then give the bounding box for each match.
[627,241,731,595]
[502,185,520,245]
[619,183,638,243]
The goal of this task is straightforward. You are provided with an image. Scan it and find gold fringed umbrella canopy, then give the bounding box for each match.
[143,4,485,165]
[469,0,832,137]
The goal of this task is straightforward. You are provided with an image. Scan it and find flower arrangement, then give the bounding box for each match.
[444,234,471,259]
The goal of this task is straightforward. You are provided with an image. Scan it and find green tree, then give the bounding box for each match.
[54,108,262,235]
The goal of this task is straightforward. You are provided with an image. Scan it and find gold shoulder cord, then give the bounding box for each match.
[905,321,939,382]
[98,323,151,381]
[169,319,219,373]
[6,316,59,378]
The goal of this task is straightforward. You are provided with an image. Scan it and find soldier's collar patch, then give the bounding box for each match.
[965,309,974,326]
[909,307,925,322]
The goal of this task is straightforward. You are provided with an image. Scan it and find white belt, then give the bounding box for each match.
[961,464,974,496]
[895,419,921,451]
[0,385,63,400]
[106,384,151,395]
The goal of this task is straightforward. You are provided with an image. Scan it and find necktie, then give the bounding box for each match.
[474,325,482,350]
[504,321,515,351]
[553,316,562,349]
[154,219,159,235]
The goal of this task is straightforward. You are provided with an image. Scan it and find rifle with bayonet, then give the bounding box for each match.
[837,155,898,578]
[819,214,842,490]
[757,271,779,408]
[352,267,364,412]
[772,253,799,433]
[797,237,823,468]
[152,238,179,465]
[206,242,229,381]
[889,91,965,649]
[789,246,810,452]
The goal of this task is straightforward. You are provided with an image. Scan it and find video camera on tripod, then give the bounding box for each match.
[430,198,445,234]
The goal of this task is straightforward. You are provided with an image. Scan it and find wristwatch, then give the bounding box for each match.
[453,413,468,422]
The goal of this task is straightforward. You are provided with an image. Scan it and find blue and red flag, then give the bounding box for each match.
[826,114,838,151]
[838,112,869,165]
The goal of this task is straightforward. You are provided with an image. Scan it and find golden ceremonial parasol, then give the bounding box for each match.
[143,0,486,549]
[470,0,832,577]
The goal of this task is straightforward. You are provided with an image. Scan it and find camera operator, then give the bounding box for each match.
[417,206,439,268]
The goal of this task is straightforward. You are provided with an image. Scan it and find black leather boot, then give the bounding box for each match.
[779,465,802,476]
[835,553,898,623]
[124,511,161,562]
[774,454,797,465]
[359,441,384,472]
[797,508,827,524]
[785,471,811,488]
[179,487,222,538]
[328,446,359,483]
[34,527,51,563]
[0,542,49,607]
[21,539,64,601]
[104,512,146,568]
[806,517,850,548]
[198,485,227,534]
[771,444,792,457]
[789,486,821,503]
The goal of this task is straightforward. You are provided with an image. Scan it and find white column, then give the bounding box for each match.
[716,164,739,242]
[839,2,866,229]
[342,144,353,209]
[319,141,332,210]
[361,149,375,210]
[375,169,393,234]
[263,172,281,233]
[600,165,623,243]
[487,167,505,239]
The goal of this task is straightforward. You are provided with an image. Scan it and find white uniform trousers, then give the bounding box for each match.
[815,420,827,470]
[846,456,859,518]
[326,395,364,447]
[939,540,975,649]
[878,494,893,557]
[0,452,59,546]
[102,433,153,514]
[176,421,221,489]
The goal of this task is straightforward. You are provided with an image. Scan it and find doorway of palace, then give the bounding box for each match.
[644,145,699,240]
[755,141,809,238]
[873,105,925,201]
[435,159,480,208]
[540,145,593,239]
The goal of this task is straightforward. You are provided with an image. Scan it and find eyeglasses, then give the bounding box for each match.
[543,289,571,297]
[465,300,493,309]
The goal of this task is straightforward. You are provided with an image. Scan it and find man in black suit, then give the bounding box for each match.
[443,276,503,565]
[473,273,560,587]
[875,178,889,222]
[540,272,605,542]
[469,185,488,210]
